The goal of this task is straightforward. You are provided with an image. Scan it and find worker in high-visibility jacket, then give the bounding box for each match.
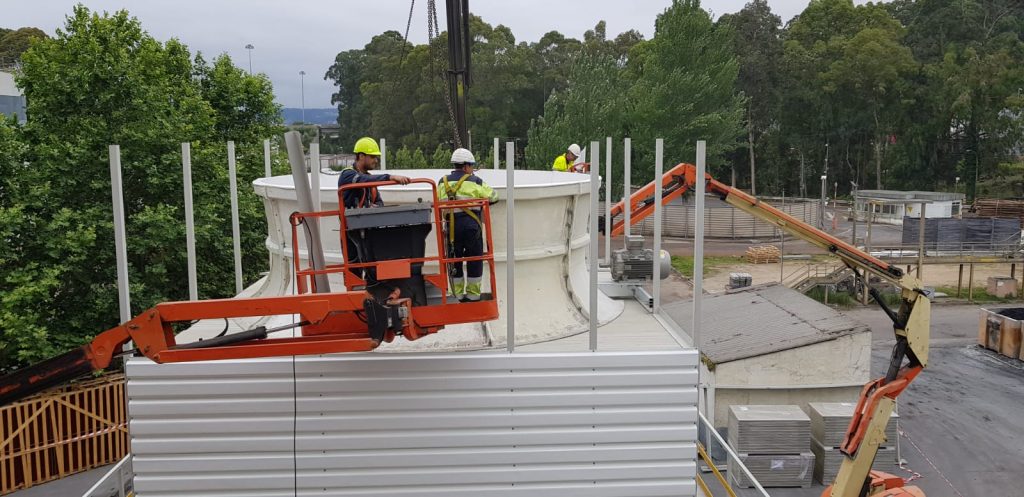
[438,148,498,301]
[552,143,582,172]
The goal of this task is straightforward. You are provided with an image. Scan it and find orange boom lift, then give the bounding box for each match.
[602,163,930,497]
[0,179,499,405]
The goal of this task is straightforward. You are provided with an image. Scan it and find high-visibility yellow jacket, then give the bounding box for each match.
[552,153,572,172]
[437,171,498,205]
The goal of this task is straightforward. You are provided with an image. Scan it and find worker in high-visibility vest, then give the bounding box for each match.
[552,143,583,172]
[338,137,411,208]
[438,148,498,301]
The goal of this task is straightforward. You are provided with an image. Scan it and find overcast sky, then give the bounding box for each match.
[7,1,857,109]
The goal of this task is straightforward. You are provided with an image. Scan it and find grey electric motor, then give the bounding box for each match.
[611,235,672,281]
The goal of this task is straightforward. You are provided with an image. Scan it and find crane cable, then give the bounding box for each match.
[427,0,463,148]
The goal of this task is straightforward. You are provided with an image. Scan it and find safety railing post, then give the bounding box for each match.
[108,145,131,323]
[605,136,612,265]
[493,137,500,169]
[506,141,516,352]
[182,142,198,301]
[379,138,387,170]
[227,141,243,294]
[653,139,664,313]
[624,138,631,238]
[590,141,600,351]
[263,138,272,178]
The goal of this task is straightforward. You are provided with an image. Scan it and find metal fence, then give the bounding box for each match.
[603,196,821,239]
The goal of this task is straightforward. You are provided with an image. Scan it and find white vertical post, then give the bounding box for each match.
[493,137,500,169]
[182,143,198,301]
[653,139,664,313]
[263,139,272,178]
[109,145,131,323]
[605,136,612,265]
[693,140,707,348]
[285,131,330,293]
[918,202,926,281]
[379,138,387,170]
[227,141,243,295]
[505,141,516,352]
[590,141,600,351]
[310,142,322,212]
[624,138,631,237]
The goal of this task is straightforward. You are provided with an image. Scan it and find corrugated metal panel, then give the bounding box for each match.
[661,284,869,364]
[127,350,698,497]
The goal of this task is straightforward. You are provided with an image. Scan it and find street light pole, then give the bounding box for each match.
[820,174,828,230]
[299,70,306,124]
[245,44,254,74]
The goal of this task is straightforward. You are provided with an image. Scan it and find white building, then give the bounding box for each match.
[854,190,965,225]
[663,284,872,436]
[0,70,26,122]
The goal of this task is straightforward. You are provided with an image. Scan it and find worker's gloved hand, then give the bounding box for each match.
[390,174,411,185]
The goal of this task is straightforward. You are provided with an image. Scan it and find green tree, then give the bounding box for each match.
[194,53,282,143]
[626,0,744,178]
[0,7,279,371]
[719,0,783,194]
[0,27,47,62]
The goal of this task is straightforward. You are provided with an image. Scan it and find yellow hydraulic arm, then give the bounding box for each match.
[605,163,930,497]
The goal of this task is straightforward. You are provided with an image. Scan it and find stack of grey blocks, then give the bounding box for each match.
[727,272,752,289]
[808,402,899,484]
[727,405,813,488]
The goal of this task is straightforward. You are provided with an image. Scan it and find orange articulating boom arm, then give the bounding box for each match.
[607,163,931,497]
[0,179,500,406]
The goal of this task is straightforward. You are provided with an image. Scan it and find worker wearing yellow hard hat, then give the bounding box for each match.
[438,148,498,302]
[339,137,411,209]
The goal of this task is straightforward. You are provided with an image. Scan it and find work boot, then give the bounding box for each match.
[452,280,466,300]
[464,278,482,302]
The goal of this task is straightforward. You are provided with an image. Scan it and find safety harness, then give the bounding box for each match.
[441,173,482,243]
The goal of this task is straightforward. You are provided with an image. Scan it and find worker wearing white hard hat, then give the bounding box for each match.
[438,148,498,301]
[552,143,588,172]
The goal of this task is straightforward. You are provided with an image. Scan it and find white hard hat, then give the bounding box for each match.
[567,143,582,156]
[450,148,476,165]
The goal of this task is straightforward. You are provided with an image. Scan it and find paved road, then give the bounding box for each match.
[721,303,1024,497]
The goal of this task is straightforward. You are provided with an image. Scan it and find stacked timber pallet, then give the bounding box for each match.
[727,405,813,488]
[974,198,1024,220]
[808,402,899,484]
[745,244,781,264]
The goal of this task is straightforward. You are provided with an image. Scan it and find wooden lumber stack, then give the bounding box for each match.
[745,244,781,264]
[974,198,1024,220]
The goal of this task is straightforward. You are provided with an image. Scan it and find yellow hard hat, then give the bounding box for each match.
[353,137,381,156]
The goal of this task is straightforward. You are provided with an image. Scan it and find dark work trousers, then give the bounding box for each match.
[451,214,483,279]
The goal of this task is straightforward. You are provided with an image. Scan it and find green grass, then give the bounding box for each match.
[806,287,857,308]
[935,286,1019,303]
[670,256,745,278]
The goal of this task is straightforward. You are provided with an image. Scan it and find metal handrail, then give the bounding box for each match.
[81,454,132,497]
[699,410,771,497]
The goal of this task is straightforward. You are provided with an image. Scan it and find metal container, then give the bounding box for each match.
[980,308,1024,359]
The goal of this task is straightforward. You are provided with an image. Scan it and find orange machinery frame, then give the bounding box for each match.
[0,179,499,405]
[606,163,928,497]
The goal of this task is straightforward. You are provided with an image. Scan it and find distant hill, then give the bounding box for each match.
[281,107,337,125]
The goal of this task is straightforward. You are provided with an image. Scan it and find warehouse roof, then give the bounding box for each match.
[662,283,870,365]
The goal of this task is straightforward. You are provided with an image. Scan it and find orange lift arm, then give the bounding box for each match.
[0,179,500,406]
[608,163,930,497]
